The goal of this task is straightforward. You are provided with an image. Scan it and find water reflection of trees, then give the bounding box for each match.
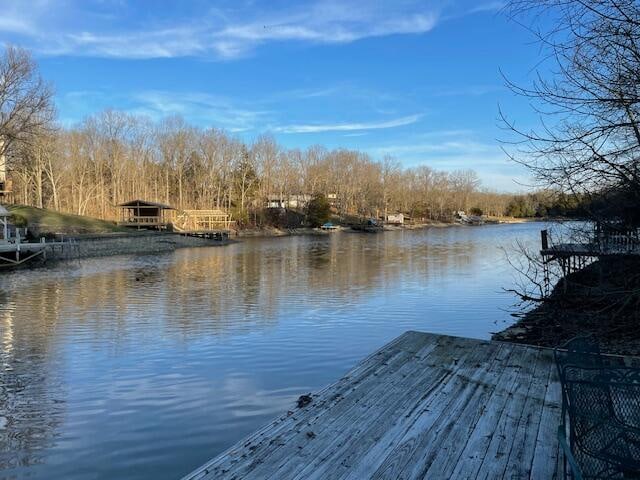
[0,289,65,472]
[162,231,481,335]
[0,228,496,473]
[2,230,486,344]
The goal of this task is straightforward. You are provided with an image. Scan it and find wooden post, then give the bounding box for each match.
[541,229,549,250]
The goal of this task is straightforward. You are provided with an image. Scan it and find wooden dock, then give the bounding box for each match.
[539,226,640,282]
[182,331,564,479]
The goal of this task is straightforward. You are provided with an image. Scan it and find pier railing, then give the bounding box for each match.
[119,216,165,226]
[540,222,640,295]
[594,223,640,253]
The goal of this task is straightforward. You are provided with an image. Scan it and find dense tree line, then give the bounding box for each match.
[505,191,587,218]
[11,114,521,224]
[1,45,532,226]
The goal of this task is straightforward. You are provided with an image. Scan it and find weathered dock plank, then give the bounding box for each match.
[182,331,564,480]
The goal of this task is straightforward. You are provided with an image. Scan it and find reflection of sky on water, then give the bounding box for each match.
[0,223,542,480]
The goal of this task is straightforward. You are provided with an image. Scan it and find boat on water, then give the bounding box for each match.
[320,222,338,231]
[350,218,383,233]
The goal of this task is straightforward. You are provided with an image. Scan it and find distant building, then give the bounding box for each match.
[266,195,286,209]
[118,200,174,230]
[386,213,404,225]
[0,140,13,199]
[265,194,312,210]
[0,205,10,241]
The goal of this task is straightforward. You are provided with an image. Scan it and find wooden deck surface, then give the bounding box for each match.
[182,331,563,480]
[541,242,640,257]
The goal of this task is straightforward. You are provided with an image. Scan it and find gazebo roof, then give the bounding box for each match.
[117,199,174,210]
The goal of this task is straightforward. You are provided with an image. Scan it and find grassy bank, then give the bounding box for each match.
[8,205,128,236]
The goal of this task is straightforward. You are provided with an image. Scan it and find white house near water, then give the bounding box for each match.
[266,194,312,209]
[386,213,404,225]
[0,140,12,198]
[0,205,10,241]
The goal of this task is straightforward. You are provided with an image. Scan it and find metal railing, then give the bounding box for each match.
[119,216,165,225]
[594,223,640,253]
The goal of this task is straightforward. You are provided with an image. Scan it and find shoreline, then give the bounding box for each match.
[20,232,233,267]
[492,307,640,356]
[492,256,640,356]
[236,223,454,238]
[6,217,545,268]
[237,217,542,238]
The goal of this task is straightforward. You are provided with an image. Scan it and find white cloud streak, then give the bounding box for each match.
[57,89,273,131]
[363,130,532,191]
[468,1,506,14]
[274,114,422,133]
[0,0,483,60]
[59,89,422,135]
[369,139,494,156]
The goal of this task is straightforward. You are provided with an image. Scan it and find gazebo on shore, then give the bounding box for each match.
[117,200,174,230]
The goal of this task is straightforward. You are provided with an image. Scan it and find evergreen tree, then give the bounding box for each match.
[306,193,331,227]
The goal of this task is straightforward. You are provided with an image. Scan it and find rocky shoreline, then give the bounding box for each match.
[45,231,232,262]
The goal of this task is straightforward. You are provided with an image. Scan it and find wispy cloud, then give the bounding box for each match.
[274,114,422,134]
[430,85,504,97]
[132,91,274,131]
[343,132,369,137]
[468,1,506,14]
[57,89,273,131]
[369,138,494,156]
[49,27,209,59]
[362,129,531,191]
[0,16,33,35]
[0,0,497,60]
[59,88,423,136]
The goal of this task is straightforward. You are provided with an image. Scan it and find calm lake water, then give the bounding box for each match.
[0,223,542,480]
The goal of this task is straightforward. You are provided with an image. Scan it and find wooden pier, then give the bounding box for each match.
[540,225,640,293]
[182,332,564,479]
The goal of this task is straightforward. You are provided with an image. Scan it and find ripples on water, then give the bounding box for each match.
[0,223,542,479]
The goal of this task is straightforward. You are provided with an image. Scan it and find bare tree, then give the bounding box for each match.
[499,1,640,349]
[233,144,258,221]
[0,45,54,162]
[503,0,640,224]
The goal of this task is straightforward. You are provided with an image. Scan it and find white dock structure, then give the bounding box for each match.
[182,331,567,480]
[0,205,74,267]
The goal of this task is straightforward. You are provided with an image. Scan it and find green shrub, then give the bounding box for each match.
[10,213,28,228]
[306,193,331,227]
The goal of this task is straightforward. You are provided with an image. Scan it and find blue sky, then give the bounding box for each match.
[0,0,542,191]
